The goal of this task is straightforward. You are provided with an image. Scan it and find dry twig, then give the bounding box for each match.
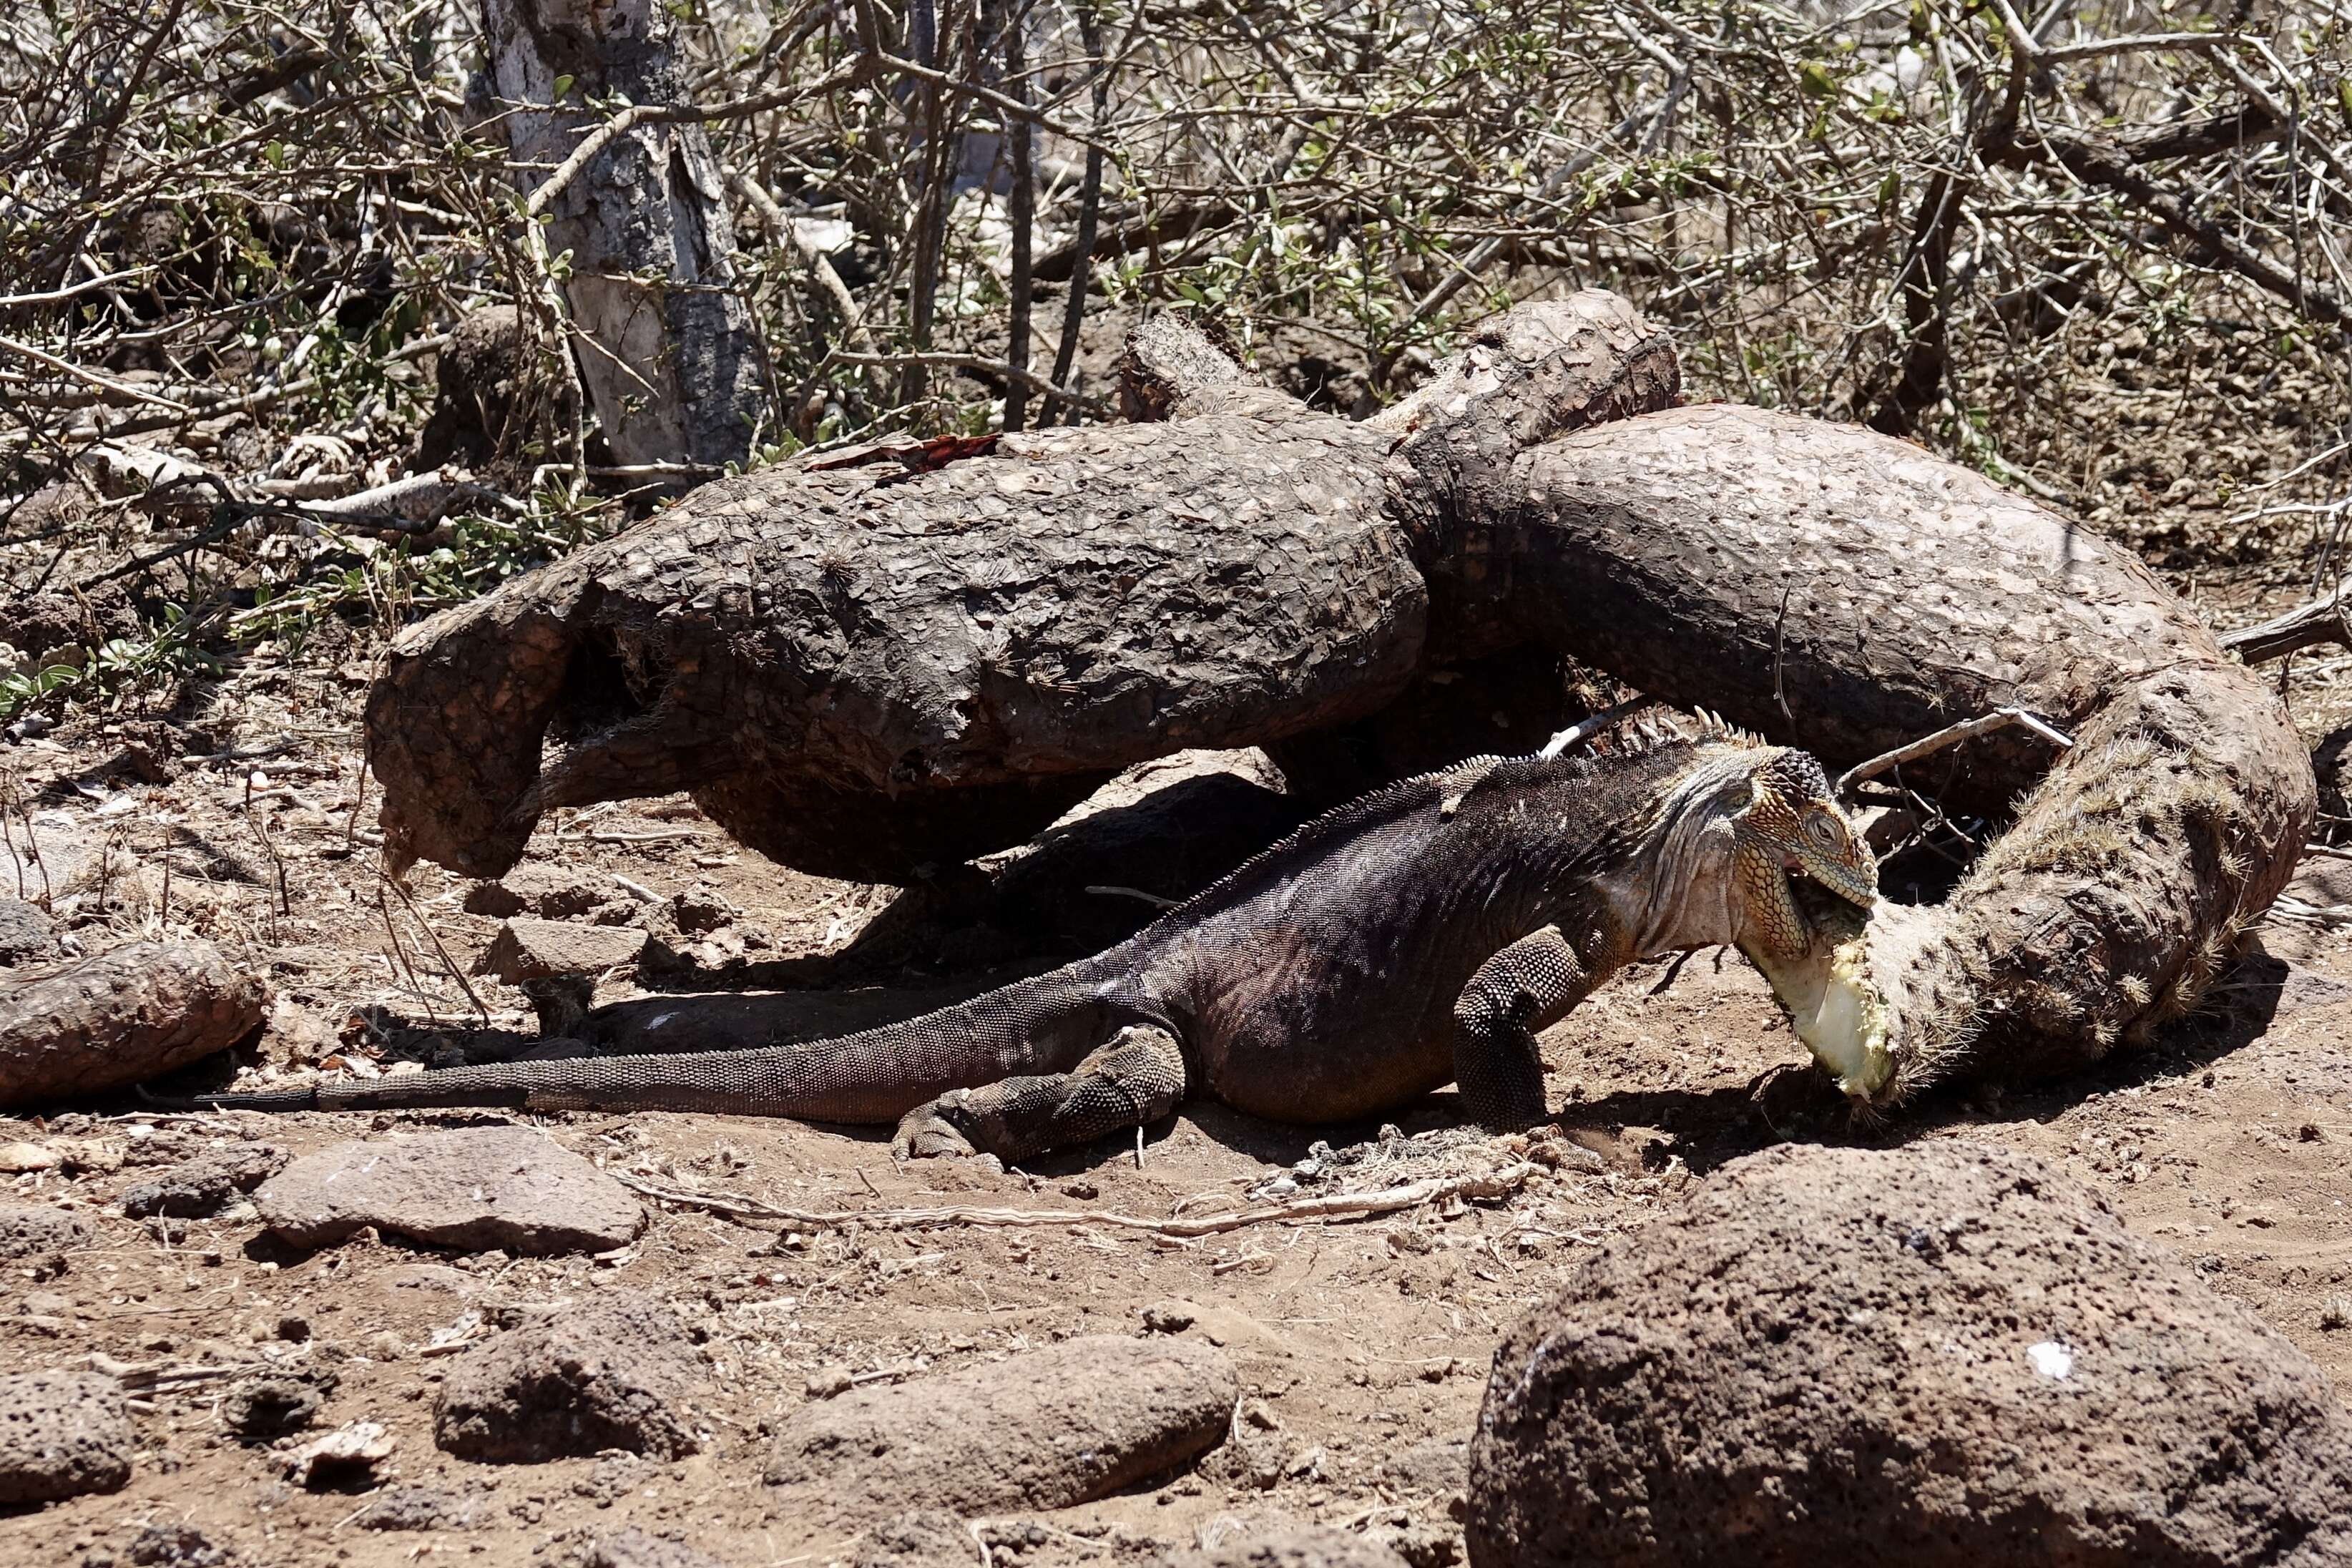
[615,1161,1540,1237]
[1837,707,2076,798]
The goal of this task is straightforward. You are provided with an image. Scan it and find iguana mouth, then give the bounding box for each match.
[1784,855,1876,924]
[1753,881,1893,1100]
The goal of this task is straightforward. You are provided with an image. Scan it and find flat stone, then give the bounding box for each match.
[121,1144,288,1219]
[473,917,647,984]
[767,1336,1235,1526]
[583,1528,731,1568]
[254,1126,645,1255]
[434,1290,703,1464]
[1467,1141,2352,1568]
[0,1369,133,1504]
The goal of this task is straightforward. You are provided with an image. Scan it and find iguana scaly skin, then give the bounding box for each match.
[183,717,1877,1161]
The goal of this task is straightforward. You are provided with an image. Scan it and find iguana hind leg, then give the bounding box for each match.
[1451,925,1594,1132]
[891,1024,1189,1162]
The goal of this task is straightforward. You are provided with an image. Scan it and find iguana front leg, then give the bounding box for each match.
[1451,925,1597,1131]
[892,1025,1190,1162]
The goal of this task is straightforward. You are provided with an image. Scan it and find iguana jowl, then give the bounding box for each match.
[187,717,1878,1160]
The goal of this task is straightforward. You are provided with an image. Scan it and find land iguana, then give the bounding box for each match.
[175,715,1879,1160]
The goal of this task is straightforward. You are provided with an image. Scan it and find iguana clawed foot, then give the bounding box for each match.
[891,1026,1191,1162]
[891,1092,985,1160]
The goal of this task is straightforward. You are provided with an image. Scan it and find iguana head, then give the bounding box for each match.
[1609,721,1874,961]
[1716,750,1892,1100]
[1602,717,1891,1098]
[1727,748,1878,960]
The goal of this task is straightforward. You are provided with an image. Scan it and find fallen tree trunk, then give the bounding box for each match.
[368,395,1418,881]
[366,288,2311,1102]
[0,941,270,1108]
[368,292,1677,881]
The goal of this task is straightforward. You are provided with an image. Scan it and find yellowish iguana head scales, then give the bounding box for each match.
[1715,748,1891,1101]
[1598,712,1891,1099]
[1731,749,1878,954]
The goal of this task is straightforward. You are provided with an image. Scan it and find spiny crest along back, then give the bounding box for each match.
[1579,704,1768,763]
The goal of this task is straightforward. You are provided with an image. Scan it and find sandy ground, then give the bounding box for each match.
[6,565,2352,1567]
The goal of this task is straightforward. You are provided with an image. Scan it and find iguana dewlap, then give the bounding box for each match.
[178,717,1878,1162]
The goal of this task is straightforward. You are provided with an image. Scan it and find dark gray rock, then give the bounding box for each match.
[463,866,612,922]
[0,1369,132,1504]
[121,1145,288,1219]
[0,1202,90,1272]
[433,1290,702,1463]
[127,1522,233,1565]
[254,1126,644,1255]
[1467,1141,2352,1568]
[351,1486,476,1532]
[221,1369,335,1441]
[0,898,54,966]
[671,883,739,936]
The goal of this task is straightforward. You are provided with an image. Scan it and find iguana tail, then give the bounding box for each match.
[176,961,1133,1123]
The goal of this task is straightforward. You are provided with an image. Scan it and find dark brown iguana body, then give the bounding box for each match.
[185,725,1875,1161]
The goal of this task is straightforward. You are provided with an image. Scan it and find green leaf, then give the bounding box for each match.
[1799,61,1838,99]
[552,73,574,101]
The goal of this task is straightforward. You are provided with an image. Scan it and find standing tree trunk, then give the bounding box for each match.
[483,0,768,472]
[999,0,1036,433]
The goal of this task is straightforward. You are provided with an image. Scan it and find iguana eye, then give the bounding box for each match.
[1805,812,1842,850]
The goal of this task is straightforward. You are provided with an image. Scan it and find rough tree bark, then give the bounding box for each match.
[368,295,1674,882]
[365,288,2311,1102]
[368,383,1421,880]
[484,0,767,471]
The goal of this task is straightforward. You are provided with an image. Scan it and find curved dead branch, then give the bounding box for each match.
[2220,577,2352,665]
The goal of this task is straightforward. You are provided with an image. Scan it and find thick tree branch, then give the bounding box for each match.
[2222,578,2352,665]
